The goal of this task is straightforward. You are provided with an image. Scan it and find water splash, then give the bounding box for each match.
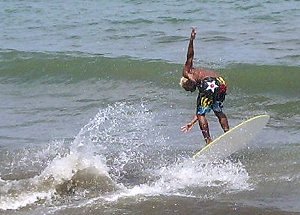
[98,157,252,203]
[0,102,253,211]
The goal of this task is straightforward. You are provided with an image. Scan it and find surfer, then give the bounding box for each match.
[180,28,229,144]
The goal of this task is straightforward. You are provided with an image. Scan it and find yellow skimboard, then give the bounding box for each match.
[193,115,270,160]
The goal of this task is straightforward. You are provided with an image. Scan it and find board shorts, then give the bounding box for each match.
[196,76,227,115]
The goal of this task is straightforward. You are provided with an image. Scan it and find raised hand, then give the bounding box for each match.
[190,28,196,40]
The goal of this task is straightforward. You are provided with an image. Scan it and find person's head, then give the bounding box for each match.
[179,77,196,92]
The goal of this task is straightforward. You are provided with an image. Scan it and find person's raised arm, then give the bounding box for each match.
[183,28,196,80]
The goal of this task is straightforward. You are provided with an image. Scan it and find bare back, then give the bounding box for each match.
[191,68,220,82]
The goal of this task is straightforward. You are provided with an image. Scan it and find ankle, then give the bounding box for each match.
[205,138,212,144]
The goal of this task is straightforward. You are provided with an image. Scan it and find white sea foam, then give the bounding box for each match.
[0,148,113,210]
[0,191,53,210]
[0,102,152,210]
[0,102,253,211]
[0,110,115,210]
[100,157,252,203]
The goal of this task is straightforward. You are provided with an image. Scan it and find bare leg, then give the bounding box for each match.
[214,111,229,132]
[197,114,212,144]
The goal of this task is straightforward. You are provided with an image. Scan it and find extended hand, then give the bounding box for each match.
[181,122,194,133]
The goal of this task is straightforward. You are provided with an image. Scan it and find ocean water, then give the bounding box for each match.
[0,0,300,214]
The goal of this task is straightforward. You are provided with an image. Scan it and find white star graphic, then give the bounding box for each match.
[206,80,218,93]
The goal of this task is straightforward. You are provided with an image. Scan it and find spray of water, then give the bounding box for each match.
[0,102,252,211]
